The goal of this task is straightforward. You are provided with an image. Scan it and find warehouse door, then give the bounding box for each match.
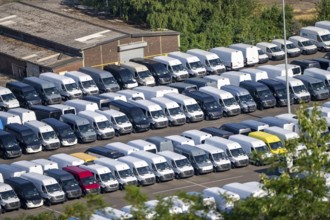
[119,42,147,62]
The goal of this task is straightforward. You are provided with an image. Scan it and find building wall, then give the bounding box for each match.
[0,53,28,77]
[52,59,83,73]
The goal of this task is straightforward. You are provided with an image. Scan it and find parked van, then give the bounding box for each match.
[6,81,41,108]
[205,136,249,168]
[263,126,300,146]
[272,39,301,57]
[209,47,244,70]
[153,56,189,81]
[95,207,133,220]
[312,57,330,70]
[276,63,302,75]
[259,116,295,131]
[240,68,268,82]
[60,114,97,143]
[65,71,99,95]
[276,113,300,133]
[25,120,60,151]
[22,77,61,105]
[288,35,318,55]
[146,136,174,152]
[290,59,321,73]
[21,173,65,205]
[29,105,62,120]
[117,89,146,101]
[49,104,76,115]
[104,142,139,156]
[7,108,36,124]
[300,26,330,51]
[65,99,98,113]
[304,67,330,91]
[249,131,286,155]
[121,61,155,86]
[200,127,234,139]
[315,20,330,31]
[127,139,157,153]
[82,96,111,110]
[219,123,251,135]
[85,146,124,160]
[79,67,120,93]
[223,182,266,199]
[118,156,156,186]
[256,42,285,60]
[70,152,97,165]
[96,109,132,136]
[294,75,329,100]
[184,77,217,89]
[258,78,292,107]
[168,51,207,77]
[229,43,259,66]
[204,75,230,89]
[0,130,21,159]
[221,71,252,86]
[257,64,292,78]
[99,92,127,102]
[181,130,212,145]
[168,82,197,95]
[164,92,204,122]
[199,86,241,116]
[240,119,269,131]
[0,111,21,126]
[256,47,269,64]
[11,160,43,174]
[49,153,84,169]
[0,183,20,211]
[165,135,195,147]
[31,159,59,171]
[186,49,226,74]
[203,187,240,212]
[39,72,82,100]
[0,86,19,110]
[0,164,25,180]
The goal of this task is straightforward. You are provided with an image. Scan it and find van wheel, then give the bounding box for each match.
[97,135,101,140]
[156,177,161,183]
[175,173,180,179]
[45,199,51,206]
[223,112,228,117]
[194,169,200,176]
[255,161,261,166]
[205,115,210,121]
[150,124,156,130]
[115,131,120,137]
[186,117,191,123]
[119,184,124,190]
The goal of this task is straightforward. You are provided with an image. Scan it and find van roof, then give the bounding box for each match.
[40,72,76,82]
[239,80,268,89]
[153,56,182,64]
[157,150,187,160]
[165,135,194,144]
[49,153,84,164]
[94,157,129,169]
[99,109,125,117]
[229,134,266,145]
[5,177,32,186]
[71,152,97,163]
[200,127,234,138]
[221,85,250,95]
[195,144,224,153]
[294,75,323,83]
[0,86,14,95]
[164,92,197,103]
[249,131,280,142]
[118,155,148,166]
[121,61,148,69]
[130,99,162,111]
[168,51,200,60]
[5,123,34,133]
[258,79,285,88]
[256,42,278,47]
[182,129,212,138]
[264,126,299,137]
[127,139,156,148]
[25,120,52,129]
[105,142,139,152]
[275,76,303,84]
[272,39,293,45]
[23,77,56,87]
[79,164,111,174]
[131,150,166,161]
[60,113,89,123]
[230,43,254,49]
[150,97,179,108]
[65,71,92,78]
[44,169,74,179]
[85,146,124,159]
[206,136,241,149]
[63,166,93,176]
[0,164,26,173]
[79,66,113,76]
[22,172,58,183]
[99,92,127,102]
[31,158,58,167]
[175,144,207,155]
[186,90,216,101]
[301,26,330,34]
[6,81,35,91]
[42,118,70,129]
[289,35,310,42]
[78,110,108,121]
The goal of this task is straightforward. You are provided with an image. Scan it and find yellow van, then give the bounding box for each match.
[249,131,287,155]
[70,152,97,164]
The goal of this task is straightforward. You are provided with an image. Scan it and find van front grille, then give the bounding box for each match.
[184,170,194,176]
[239,159,249,165]
[164,173,174,179]
[146,177,155,183]
[9,201,20,208]
[220,164,231,169]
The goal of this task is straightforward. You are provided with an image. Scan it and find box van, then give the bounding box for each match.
[290,59,321,73]
[257,65,292,78]
[304,67,330,91]
[300,26,330,51]
[25,120,61,150]
[110,100,150,133]
[31,159,58,171]
[30,105,62,121]
[96,109,132,136]
[223,182,266,199]
[49,153,84,168]
[121,61,156,86]
[221,71,252,86]
[11,160,43,174]
[94,157,137,190]
[49,104,76,115]
[200,127,234,139]
[185,91,223,120]
[22,77,62,105]
[65,99,99,113]
[168,51,207,77]
[195,144,231,172]
[209,47,244,70]
[153,56,189,82]
[272,39,301,57]
[256,42,285,60]
[203,187,240,212]
[275,76,311,104]
[5,177,43,209]
[168,82,198,95]
[99,92,127,102]
[181,129,212,145]
[184,77,217,89]
[42,118,77,147]
[82,96,111,111]
[288,35,318,55]
[60,114,97,143]
[229,134,272,166]
[0,86,19,110]
[186,49,226,74]
[44,169,82,199]
[85,146,124,160]
[79,164,119,193]
[0,164,25,180]
[259,116,295,131]
[204,75,230,89]
[199,86,241,117]
[5,123,42,154]
[221,85,257,113]
[0,183,20,211]
[258,78,292,107]
[130,151,174,182]
[0,130,21,159]
[150,97,186,126]
[118,156,156,186]
[165,135,195,147]
[39,72,82,100]
[256,47,269,64]
[164,92,204,122]
[133,85,178,99]
[0,111,21,126]
[205,136,249,168]
[294,75,329,100]
[229,43,259,66]
[219,123,251,135]
[240,119,269,131]
[276,63,302,75]
[239,81,276,110]
[249,131,286,155]
[7,108,36,124]
[127,139,157,154]
[79,67,120,93]
[65,71,99,95]
[6,81,42,108]
[128,99,168,129]
[63,166,100,195]
[21,172,65,205]
[146,136,174,152]
[71,152,97,165]
[104,142,139,156]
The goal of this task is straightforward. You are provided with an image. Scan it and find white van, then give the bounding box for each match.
[127,139,157,154]
[260,116,295,132]
[0,183,21,211]
[39,72,82,100]
[256,42,285,61]
[199,86,241,117]
[209,47,244,70]
[164,92,204,122]
[157,151,194,179]
[153,56,189,81]
[165,135,195,147]
[49,104,76,115]
[121,62,155,86]
[240,119,269,131]
[93,157,137,190]
[203,187,240,212]
[65,99,99,113]
[117,89,145,101]
[304,67,330,90]
[307,106,330,118]
[150,97,186,126]
[118,156,156,186]
[264,126,300,147]
[256,47,270,64]
[272,39,301,57]
[168,51,207,77]
[25,120,60,150]
[99,92,127,102]
[288,35,318,55]
[276,113,299,133]
[95,109,132,136]
[95,207,133,220]
[0,86,19,110]
[130,151,174,182]
[223,182,267,199]
[65,71,99,95]
[0,111,21,125]
[0,164,24,180]
[257,64,293,78]
[181,129,212,145]
[186,49,226,74]
[204,75,230,89]
[49,153,84,169]
[221,71,252,86]
[205,136,249,168]
[21,172,66,205]
[30,159,59,171]
[300,26,330,51]
[104,142,139,156]
[78,110,115,140]
[128,99,168,129]
[240,68,268,82]
[7,107,36,124]
[11,160,43,174]
[229,43,259,66]
[79,164,119,193]
[315,20,330,31]
[133,85,178,99]
[277,63,302,75]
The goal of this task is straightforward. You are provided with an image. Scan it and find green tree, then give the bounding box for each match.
[316,0,330,21]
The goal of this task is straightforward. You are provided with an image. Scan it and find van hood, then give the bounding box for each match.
[3,100,19,109]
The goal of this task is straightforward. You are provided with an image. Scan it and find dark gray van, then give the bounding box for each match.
[258,79,292,107]
[22,77,61,105]
[290,59,321,72]
[0,130,22,159]
[30,105,62,120]
[82,95,111,110]
[311,58,330,70]
[168,82,198,95]
[200,127,234,139]
[221,85,256,113]
[85,146,124,159]
[294,75,329,100]
[6,81,42,108]
[219,123,251,135]
[146,136,174,152]
[103,65,138,89]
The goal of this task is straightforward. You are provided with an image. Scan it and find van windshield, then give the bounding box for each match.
[223,98,238,107]
[100,172,115,181]
[23,133,40,144]
[114,115,129,125]
[269,141,283,150]
[46,183,61,193]
[255,145,270,153]
[230,148,246,157]
[175,158,191,168]
[118,169,134,178]
[172,64,186,73]
[209,58,222,67]
[194,154,209,164]
[41,131,57,141]
[189,61,203,70]
[205,100,221,111]
[270,47,282,52]
[137,166,152,175]
[59,127,74,137]
[137,70,152,79]
[258,49,266,55]
[257,89,273,98]
[168,107,183,116]
[292,85,308,94]
[44,87,58,96]
[62,179,79,189]
[286,43,297,49]
[82,80,97,89]
[151,110,166,119]
[186,103,201,113]
[312,82,326,91]
[239,94,254,102]
[97,121,110,130]
[302,40,314,46]
[153,64,170,76]
[1,93,16,102]
[131,111,147,122]
[24,90,39,100]
[102,77,117,85]
[23,187,40,199]
[65,83,79,92]
[276,88,287,97]
[78,124,94,133]
[212,152,227,162]
[0,190,17,200]
[321,34,330,42]
[81,176,97,185]
[2,136,17,149]
[155,162,171,171]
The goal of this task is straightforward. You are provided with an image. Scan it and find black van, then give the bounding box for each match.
[290,59,321,73]
[44,169,82,199]
[219,123,251,135]
[168,82,198,95]
[0,130,22,159]
[85,146,124,159]
[200,127,233,139]
[5,123,42,154]
[311,58,330,70]
[6,81,42,108]
[184,77,217,89]
[239,81,276,110]
[82,95,111,110]
[110,100,150,133]
[103,65,137,89]
[185,91,223,120]
[5,177,43,209]
[30,105,62,120]
[130,58,172,85]
[42,118,77,147]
